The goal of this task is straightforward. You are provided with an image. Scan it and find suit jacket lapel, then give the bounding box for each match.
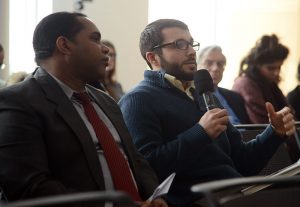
[219,88,238,114]
[33,68,105,189]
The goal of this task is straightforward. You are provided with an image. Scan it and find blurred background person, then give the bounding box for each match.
[102,40,125,102]
[6,71,28,86]
[233,34,289,124]
[0,44,4,69]
[198,45,250,124]
[88,40,125,102]
[0,44,7,88]
[287,61,300,121]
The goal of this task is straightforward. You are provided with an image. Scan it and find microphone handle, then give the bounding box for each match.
[202,92,231,153]
[202,92,216,111]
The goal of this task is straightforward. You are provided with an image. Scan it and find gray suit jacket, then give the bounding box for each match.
[0,68,158,201]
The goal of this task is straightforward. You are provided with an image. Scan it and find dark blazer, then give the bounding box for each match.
[218,87,250,124]
[287,85,300,121]
[0,68,158,201]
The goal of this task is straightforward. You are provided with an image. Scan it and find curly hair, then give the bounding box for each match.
[239,34,289,80]
[238,34,289,111]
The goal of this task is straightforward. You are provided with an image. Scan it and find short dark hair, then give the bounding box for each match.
[139,19,189,69]
[33,12,86,64]
[0,44,3,52]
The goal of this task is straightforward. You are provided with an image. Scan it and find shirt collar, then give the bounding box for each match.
[164,73,195,92]
[47,71,83,100]
[164,73,195,100]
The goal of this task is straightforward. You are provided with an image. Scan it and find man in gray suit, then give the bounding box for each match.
[0,12,166,207]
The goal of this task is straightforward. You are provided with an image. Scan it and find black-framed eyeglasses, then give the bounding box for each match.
[151,39,200,51]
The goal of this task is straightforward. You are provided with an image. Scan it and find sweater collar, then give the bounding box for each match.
[144,70,171,88]
[143,69,195,89]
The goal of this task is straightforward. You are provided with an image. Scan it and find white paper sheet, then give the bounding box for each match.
[148,172,176,201]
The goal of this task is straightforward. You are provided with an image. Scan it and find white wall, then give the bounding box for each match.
[216,0,300,95]
[7,0,52,75]
[149,0,300,95]
[0,0,10,80]
[3,0,300,93]
[53,0,149,92]
[53,0,73,12]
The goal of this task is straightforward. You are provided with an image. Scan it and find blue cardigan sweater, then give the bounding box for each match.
[119,70,283,205]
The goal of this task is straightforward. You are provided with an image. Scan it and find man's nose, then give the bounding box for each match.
[187,44,196,56]
[210,62,220,71]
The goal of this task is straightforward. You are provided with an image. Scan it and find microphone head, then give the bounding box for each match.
[194,69,214,94]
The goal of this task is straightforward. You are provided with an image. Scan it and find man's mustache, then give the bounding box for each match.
[183,59,197,65]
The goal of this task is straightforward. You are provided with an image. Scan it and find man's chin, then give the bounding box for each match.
[86,73,105,83]
[184,63,197,70]
[180,73,194,81]
[96,70,106,79]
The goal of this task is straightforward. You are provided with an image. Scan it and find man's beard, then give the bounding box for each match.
[160,56,194,81]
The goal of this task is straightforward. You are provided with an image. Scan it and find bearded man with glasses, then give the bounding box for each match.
[119,19,295,206]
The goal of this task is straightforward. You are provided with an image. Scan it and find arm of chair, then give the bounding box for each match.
[234,124,268,130]
[191,176,300,207]
[191,176,300,194]
[234,121,300,130]
[1,191,134,207]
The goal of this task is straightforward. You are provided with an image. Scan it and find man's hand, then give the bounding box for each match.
[199,108,229,139]
[266,102,295,136]
[137,198,168,207]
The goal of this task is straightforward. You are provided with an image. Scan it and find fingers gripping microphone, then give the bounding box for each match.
[194,70,230,148]
[194,69,216,111]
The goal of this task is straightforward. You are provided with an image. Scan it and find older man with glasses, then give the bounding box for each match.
[197,45,250,125]
[119,19,295,206]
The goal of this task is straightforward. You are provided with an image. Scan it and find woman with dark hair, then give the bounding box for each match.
[287,62,300,120]
[233,34,289,124]
[101,40,125,102]
[89,40,125,101]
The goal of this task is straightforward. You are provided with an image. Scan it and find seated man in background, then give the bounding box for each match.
[119,18,295,206]
[0,12,166,207]
[197,45,250,124]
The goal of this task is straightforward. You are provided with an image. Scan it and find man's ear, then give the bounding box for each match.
[146,52,161,68]
[56,36,72,55]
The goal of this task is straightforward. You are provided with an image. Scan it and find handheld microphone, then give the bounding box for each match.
[194,69,216,111]
[194,69,230,149]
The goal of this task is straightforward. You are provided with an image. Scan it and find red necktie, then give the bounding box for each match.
[74,92,141,201]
